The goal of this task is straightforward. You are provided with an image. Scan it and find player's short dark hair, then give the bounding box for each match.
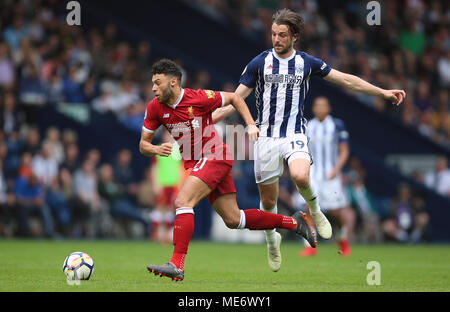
[151,58,182,83]
[272,9,304,39]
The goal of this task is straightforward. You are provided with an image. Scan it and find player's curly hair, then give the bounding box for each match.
[272,8,304,40]
[151,58,182,83]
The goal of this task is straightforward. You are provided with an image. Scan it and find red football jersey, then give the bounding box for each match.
[142,88,231,169]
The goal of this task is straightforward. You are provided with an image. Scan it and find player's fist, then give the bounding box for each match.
[158,143,173,157]
[247,124,259,142]
[382,89,406,106]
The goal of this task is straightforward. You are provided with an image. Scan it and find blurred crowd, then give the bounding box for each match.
[0,0,447,241]
[232,155,432,244]
[186,0,450,147]
[0,123,156,238]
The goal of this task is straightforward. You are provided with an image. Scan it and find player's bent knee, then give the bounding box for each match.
[174,196,191,209]
[292,172,309,188]
[222,216,240,229]
[260,197,277,210]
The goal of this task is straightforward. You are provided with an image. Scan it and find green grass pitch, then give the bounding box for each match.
[0,239,449,292]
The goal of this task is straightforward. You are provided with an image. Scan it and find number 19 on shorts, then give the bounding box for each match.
[290,140,305,150]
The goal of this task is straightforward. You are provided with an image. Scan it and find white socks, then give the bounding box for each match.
[297,184,320,214]
[260,202,278,248]
[237,210,246,229]
[338,225,348,241]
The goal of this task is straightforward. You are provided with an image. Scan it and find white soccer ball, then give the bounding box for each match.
[63,252,94,281]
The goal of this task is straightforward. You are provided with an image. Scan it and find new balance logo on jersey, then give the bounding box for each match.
[265,74,303,84]
[163,113,170,118]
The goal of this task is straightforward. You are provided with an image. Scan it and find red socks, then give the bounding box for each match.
[169,208,194,271]
[168,208,297,271]
[243,209,297,230]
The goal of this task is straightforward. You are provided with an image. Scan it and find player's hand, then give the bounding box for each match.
[157,143,173,157]
[382,89,406,106]
[247,124,259,142]
[327,168,339,180]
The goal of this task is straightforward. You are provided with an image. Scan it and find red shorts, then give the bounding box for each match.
[156,186,178,206]
[189,156,236,205]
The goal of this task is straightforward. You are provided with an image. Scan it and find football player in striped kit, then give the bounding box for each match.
[213,9,405,271]
[297,96,356,257]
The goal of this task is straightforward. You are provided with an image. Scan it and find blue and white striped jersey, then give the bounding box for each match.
[239,48,331,137]
[307,115,349,181]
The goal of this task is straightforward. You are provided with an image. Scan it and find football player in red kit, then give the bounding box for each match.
[140,59,316,281]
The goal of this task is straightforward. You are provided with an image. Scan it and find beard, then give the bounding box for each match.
[158,85,173,104]
[273,39,294,55]
[275,44,292,55]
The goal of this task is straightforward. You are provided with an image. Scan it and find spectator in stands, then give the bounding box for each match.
[18,63,47,106]
[22,126,40,155]
[2,15,27,51]
[31,142,58,189]
[135,41,152,78]
[119,101,146,133]
[14,173,54,237]
[115,79,140,116]
[413,80,432,113]
[0,41,15,90]
[17,151,33,179]
[61,129,78,148]
[45,71,65,105]
[63,65,85,104]
[45,167,73,237]
[345,165,382,243]
[92,81,119,114]
[437,49,450,88]
[192,70,211,90]
[3,131,22,179]
[109,42,131,79]
[98,163,149,237]
[60,142,80,174]
[424,156,450,197]
[0,158,15,237]
[382,183,429,243]
[103,23,119,53]
[113,148,138,201]
[398,17,426,57]
[1,92,23,136]
[72,159,102,237]
[82,75,100,103]
[42,127,64,165]
[136,166,155,211]
[84,148,101,169]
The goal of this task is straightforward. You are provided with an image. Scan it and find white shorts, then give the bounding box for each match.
[293,175,349,211]
[254,134,311,185]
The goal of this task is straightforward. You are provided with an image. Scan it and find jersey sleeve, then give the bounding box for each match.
[334,118,349,143]
[142,100,161,133]
[307,54,331,78]
[238,56,260,88]
[197,89,225,113]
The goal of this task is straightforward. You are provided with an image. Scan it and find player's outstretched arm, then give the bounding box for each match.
[139,129,172,157]
[222,91,259,141]
[212,84,253,123]
[323,69,406,106]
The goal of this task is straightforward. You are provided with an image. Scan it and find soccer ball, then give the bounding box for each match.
[63,252,94,281]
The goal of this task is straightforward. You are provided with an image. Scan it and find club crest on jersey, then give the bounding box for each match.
[187,106,195,118]
[163,113,170,118]
[205,90,215,99]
